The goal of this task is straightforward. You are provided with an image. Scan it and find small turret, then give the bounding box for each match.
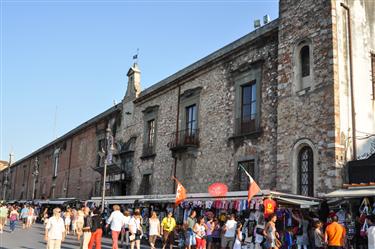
[124,63,141,102]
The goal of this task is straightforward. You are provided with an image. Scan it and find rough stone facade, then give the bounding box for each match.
[1,0,374,201]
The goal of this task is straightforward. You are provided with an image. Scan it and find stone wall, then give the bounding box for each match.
[118,28,279,195]
[276,0,338,195]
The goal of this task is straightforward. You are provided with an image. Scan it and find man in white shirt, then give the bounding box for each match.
[367,216,375,249]
[45,208,65,249]
[221,214,237,249]
[106,205,126,249]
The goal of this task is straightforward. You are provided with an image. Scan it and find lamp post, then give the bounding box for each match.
[100,126,114,213]
[2,153,13,201]
[32,157,39,200]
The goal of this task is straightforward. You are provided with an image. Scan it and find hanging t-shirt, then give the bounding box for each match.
[263,199,276,218]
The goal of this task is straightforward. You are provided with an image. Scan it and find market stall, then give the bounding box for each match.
[324,184,375,249]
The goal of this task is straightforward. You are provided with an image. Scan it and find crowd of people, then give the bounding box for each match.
[0,203,39,233]
[0,202,375,249]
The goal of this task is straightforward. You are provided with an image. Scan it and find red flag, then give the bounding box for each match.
[248,175,261,202]
[239,164,261,202]
[173,177,187,205]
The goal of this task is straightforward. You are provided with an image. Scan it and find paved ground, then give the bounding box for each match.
[0,222,147,249]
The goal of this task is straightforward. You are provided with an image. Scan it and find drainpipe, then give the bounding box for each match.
[341,3,357,160]
[65,138,73,197]
[172,86,181,194]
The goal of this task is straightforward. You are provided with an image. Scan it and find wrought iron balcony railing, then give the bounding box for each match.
[234,118,257,135]
[168,129,199,150]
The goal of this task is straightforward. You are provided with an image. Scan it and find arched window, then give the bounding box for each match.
[300,46,310,77]
[298,146,314,196]
[294,40,313,93]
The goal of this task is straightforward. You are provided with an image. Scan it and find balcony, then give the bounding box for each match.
[168,129,199,151]
[234,118,258,136]
[141,144,155,159]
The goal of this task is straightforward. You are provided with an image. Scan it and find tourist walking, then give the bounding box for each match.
[193,216,208,249]
[148,211,161,249]
[76,209,85,240]
[206,217,214,249]
[185,210,197,249]
[88,208,103,249]
[161,211,176,249]
[325,215,346,249]
[106,205,126,249]
[121,210,131,248]
[27,205,35,228]
[263,213,278,249]
[20,204,29,229]
[82,207,93,249]
[0,203,9,233]
[233,223,243,249]
[45,207,66,249]
[221,214,237,249]
[64,208,72,235]
[8,206,19,232]
[129,209,143,249]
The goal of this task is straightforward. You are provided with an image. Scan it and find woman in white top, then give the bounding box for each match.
[129,210,143,249]
[233,223,243,249]
[148,211,161,249]
[64,208,71,235]
[121,210,132,248]
[193,216,208,249]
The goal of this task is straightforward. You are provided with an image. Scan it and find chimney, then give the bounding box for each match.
[263,15,271,25]
[254,19,261,29]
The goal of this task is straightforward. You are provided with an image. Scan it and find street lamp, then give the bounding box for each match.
[32,157,39,200]
[100,126,114,213]
[2,153,13,201]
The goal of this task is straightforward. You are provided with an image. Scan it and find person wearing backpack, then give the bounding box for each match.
[9,206,19,233]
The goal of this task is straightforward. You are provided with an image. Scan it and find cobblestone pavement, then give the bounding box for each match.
[0,222,154,249]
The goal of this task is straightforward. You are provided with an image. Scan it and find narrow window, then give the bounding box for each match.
[298,146,314,196]
[240,81,257,133]
[53,154,59,177]
[300,46,310,77]
[238,160,255,191]
[147,119,155,148]
[371,53,375,100]
[185,104,197,135]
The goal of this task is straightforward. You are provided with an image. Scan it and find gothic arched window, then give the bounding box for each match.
[298,146,314,196]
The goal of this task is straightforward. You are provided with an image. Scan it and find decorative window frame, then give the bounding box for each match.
[179,87,202,132]
[141,105,159,158]
[290,139,318,196]
[293,39,314,95]
[233,62,262,136]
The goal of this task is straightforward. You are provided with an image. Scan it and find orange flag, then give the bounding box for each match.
[239,164,261,202]
[173,177,187,205]
[248,175,261,202]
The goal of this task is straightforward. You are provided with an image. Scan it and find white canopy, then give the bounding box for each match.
[324,187,375,198]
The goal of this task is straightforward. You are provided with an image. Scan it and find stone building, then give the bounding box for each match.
[113,0,374,197]
[0,105,121,201]
[1,0,374,200]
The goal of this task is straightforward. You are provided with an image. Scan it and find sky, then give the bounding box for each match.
[1,0,279,162]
